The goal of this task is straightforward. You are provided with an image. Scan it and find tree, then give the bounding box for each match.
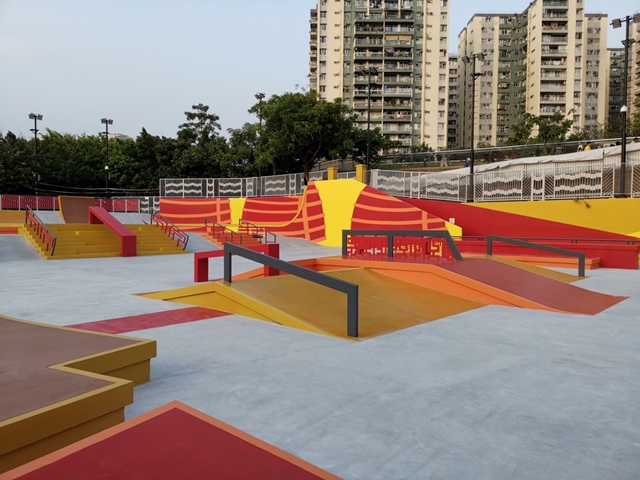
[506,111,574,153]
[175,104,228,178]
[256,91,357,182]
[225,123,261,177]
[337,127,400,167]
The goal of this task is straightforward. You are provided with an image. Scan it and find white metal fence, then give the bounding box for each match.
[369,169,467,202]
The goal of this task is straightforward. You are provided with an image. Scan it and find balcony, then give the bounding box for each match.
[382,87,413,95]
[542,13,568,19]
[542,23,568,31]
[355,26,385,34]
[540,82,567,91]
[385,26,414,33]
[542,0,568,6]
[383,76,413,84]
[352,100,383,109]
[383,113,412,121]
[355,51,385,58]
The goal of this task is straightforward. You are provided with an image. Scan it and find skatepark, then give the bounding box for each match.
[1,177,640,479]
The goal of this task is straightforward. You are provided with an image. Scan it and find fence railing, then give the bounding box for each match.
[25,206,57,256]
[370,169,467,202]
[151,213,189,250]
[0,195,59,210]
[205,218,244,245]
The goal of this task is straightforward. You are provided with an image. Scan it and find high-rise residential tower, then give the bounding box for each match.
[456,0,608,148]
[309,0,451,154]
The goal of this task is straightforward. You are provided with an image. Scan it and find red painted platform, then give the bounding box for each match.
[437,258,626,315]
[0,401,340,480]
[68,307,230,334]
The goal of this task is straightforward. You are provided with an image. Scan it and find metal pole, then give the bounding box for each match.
[619,17,631,197]
[105,123,109,198]
[470,56,476,177]
[367,68,372,168]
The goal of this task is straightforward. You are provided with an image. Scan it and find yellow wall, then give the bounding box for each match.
[445,221,462,237]
[228,198,247,229]
[473,198,640,237]
[314,179,366,246]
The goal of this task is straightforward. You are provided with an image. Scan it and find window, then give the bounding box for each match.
[320,48,327,56]
[320,36,327,43]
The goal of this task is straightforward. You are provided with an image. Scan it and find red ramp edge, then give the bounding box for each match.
[436,258,626,315]
[1,401,340,480]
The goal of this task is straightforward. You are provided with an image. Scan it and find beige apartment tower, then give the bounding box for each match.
[457,0,608,148]
[309,0,451,153]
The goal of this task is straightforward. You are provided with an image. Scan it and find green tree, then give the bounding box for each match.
[506,111,574,153]
[0,131,33,193]
[337,127,400,167]
[175,104,228,178]
[256,91,357,181]
[410,142,433,153]
[226,123,261,177]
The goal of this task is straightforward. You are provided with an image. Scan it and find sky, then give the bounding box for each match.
[0,0,631,140]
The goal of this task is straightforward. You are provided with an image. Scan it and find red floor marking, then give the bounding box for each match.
[7,404,338,480]
[68,307,230,334]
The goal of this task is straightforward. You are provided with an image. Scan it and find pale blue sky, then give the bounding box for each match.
[0,0,630,139]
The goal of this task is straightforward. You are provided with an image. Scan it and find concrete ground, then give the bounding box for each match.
[1,234,639,479]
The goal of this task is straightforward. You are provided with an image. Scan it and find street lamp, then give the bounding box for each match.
[28,113,43,195]
[460,52,485,176]
[101,118,113,198]
[254,93,265,178]
[361,66,378,168]
[611,13,640,196]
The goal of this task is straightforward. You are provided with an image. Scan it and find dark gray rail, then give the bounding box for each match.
[486,235,586,277]
[223,243,360,337]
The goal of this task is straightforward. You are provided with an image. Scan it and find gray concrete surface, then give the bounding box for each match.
[1,235,639,479]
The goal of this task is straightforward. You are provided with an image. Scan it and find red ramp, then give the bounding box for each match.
[436,258,626,315]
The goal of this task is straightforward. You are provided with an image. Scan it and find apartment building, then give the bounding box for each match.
[309,0,451,153]
[447,54,461,147]
[607,48,625,124]
[458,13,528,147]
[632,20,640,118]
[456,0,608,148]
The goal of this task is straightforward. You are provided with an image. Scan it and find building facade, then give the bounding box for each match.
[607,48,625,126]
[456,0,608,148]
[309,0,451,154]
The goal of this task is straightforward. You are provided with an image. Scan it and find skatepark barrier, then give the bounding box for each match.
[223,243,360,338]
[342,229,464,262]
[88,207,137,257]
[194,243,280,282]
[25,206,57,256]
[151,213,188,250]
[238,219,277,244]
[487,235,586,277]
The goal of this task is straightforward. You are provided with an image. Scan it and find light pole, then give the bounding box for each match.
[611,13,640,197]
[362,66,378,168]
[254,93,265,179]
[461,53,484,202]
[101,118,113,198]
[29,113,43,195]
[461,53,485,176]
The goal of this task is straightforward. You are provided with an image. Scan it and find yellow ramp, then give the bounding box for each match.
[148,269,483,340]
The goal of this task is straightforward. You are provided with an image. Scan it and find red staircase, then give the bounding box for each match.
[204,218,264,248]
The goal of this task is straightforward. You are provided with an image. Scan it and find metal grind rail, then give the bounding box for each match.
[486,235,586,277]
[151,213,189,250]
[223,243,360,338]
[238,219,277,244]
[204,218,244,245]
[25,206,57,256]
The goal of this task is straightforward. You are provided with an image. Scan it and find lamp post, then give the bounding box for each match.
[611,13,640,197]
[362,66,378,168]
[460,53,485,175]
[28,113,43,195]
[101,118,113,198]
[461,53,484,202]
[254,93,265,179]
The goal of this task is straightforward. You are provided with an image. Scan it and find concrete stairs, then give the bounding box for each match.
[125,225,188,256]
[23,224,120,260]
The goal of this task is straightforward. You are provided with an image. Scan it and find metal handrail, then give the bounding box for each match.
[486,235,586,277]
[204,218,243,245]
[223,243,360,338]
[342,229,464,261]
[238,219,277,244]
[25,206,57,255]
[151,212,189,250]
[455,235,640,246]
